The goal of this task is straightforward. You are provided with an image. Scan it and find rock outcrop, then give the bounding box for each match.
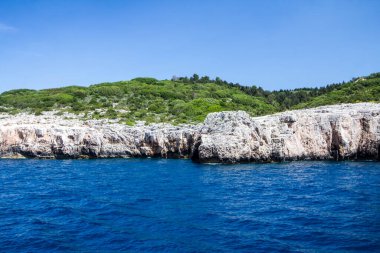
[1,103,379,163]
[198,103,380,163]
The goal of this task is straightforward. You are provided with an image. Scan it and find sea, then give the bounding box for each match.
[0,159,379,252]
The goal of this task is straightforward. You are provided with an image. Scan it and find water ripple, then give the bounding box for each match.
[0,159,379,252]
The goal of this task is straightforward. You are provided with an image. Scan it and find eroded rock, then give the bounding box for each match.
[0,103,379,163]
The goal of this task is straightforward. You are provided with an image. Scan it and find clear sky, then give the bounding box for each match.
[0,0,379,92]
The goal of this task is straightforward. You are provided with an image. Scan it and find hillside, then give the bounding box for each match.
[292,73,380,108]
[0,73,379,125]
[0,77,276,125]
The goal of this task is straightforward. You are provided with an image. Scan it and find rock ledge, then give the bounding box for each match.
[1,103,379,163]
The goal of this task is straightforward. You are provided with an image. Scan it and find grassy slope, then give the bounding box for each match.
[293,73,380,109]
[0,73,379,125]
[0,78,276,124]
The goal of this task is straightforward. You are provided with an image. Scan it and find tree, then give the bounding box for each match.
[199,75,210,83]
[190,74,199,82]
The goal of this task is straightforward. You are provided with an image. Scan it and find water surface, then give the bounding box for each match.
[0,159,379,252]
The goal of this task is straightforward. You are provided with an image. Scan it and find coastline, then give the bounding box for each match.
[1,103,380,163]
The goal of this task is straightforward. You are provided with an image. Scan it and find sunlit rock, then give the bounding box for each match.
[0,103,379,163]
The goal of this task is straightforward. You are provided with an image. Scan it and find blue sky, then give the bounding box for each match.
[0,0,379,92]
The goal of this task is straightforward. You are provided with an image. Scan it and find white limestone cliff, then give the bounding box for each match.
[1,103,379,163]
[198,103,380,162]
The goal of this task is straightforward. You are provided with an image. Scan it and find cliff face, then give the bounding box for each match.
[0,118,200,160]
[1,103,379,163]
[198,103,380,163]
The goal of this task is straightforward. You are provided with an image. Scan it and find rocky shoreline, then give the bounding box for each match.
[1,103,380,163]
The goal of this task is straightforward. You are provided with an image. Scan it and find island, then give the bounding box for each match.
[0,74,379,163]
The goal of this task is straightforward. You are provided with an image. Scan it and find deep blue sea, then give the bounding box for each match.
[0,159,379,252]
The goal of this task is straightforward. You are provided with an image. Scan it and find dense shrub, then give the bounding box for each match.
[131,77,158,84]
[0,72,378,124]
[90,86,124,97]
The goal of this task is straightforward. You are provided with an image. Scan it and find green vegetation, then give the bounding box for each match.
[0,73,379,125]
[293,73,380,108]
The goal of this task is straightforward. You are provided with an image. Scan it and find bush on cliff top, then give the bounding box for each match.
[0,73,379,124]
